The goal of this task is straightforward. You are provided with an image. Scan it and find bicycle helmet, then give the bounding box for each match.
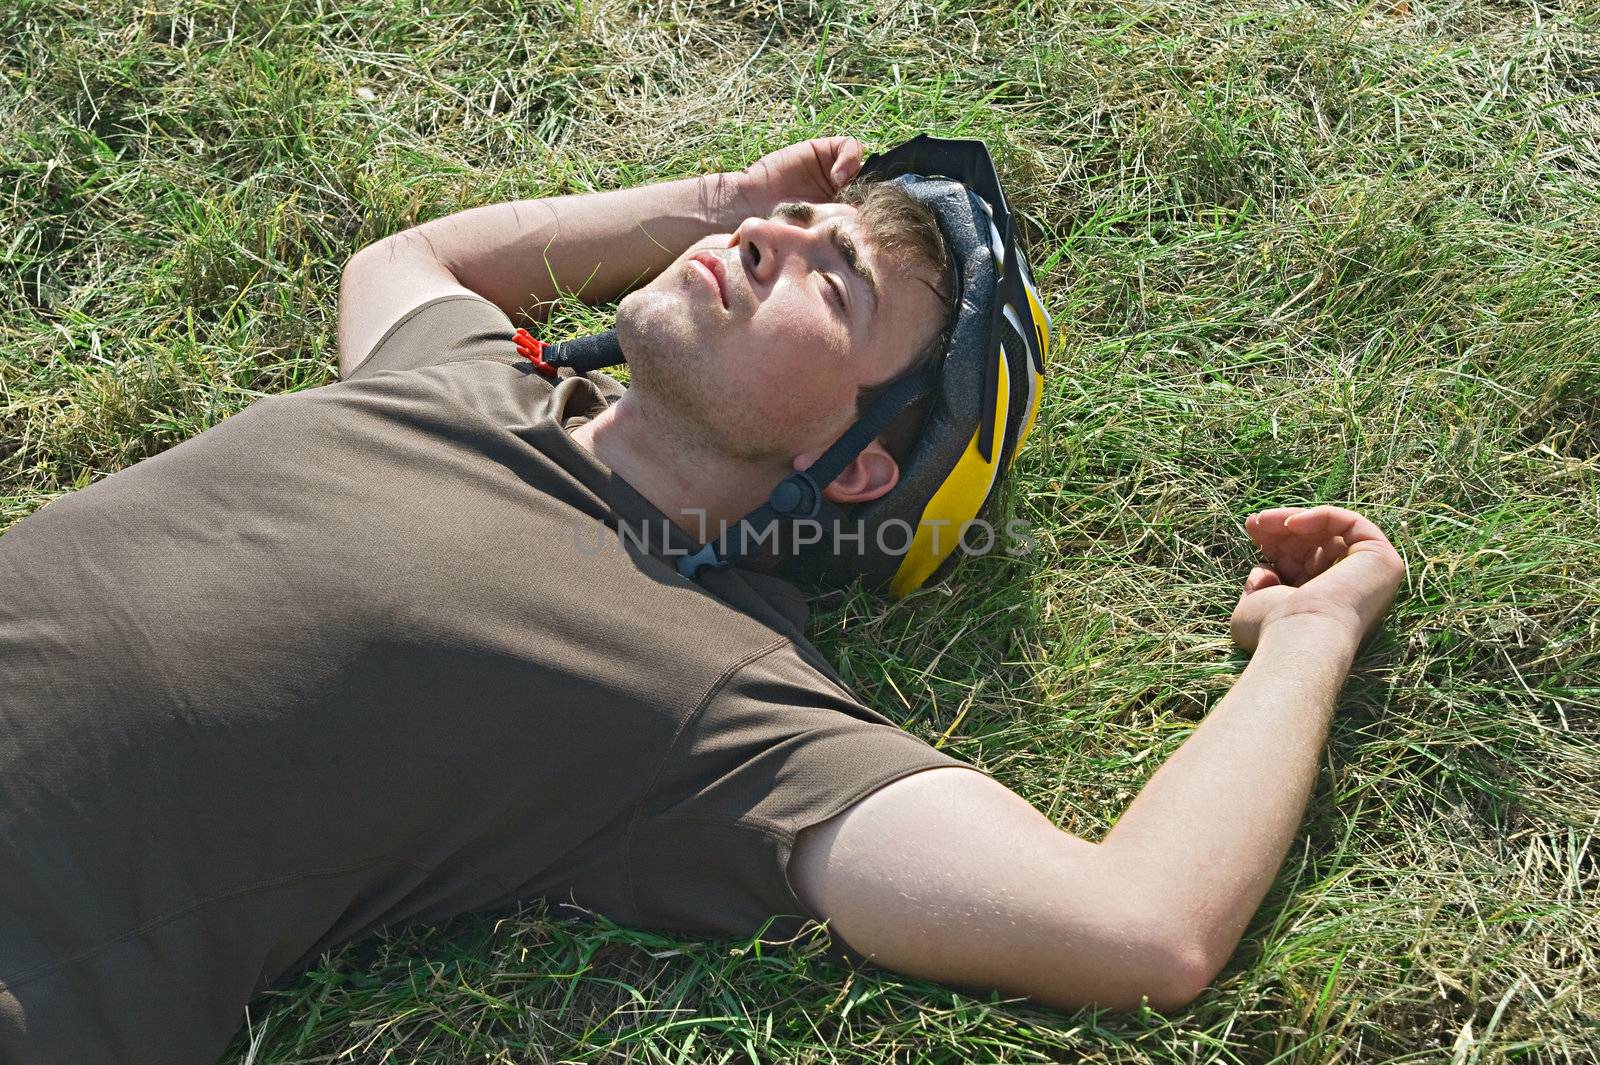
[527,135,1051,597]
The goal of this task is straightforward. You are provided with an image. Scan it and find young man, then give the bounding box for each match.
[0,136,1404,1063]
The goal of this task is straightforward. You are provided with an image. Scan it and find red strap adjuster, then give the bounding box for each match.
[512,327,557,378]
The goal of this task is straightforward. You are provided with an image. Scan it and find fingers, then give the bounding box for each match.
[1233,506,1405,651]
[1283,505,1392,548]
[1247,505,1384,544]
[1230,577,1292,652]
[1242,564,1281,594]
[828,137,864,187]
[1305,535,1350,578]
[1246,511,1309,582]
[1245,505,1396,585]
[1244,506,1299,535]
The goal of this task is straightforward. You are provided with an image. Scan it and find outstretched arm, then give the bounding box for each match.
[791,505,1406,1012]
[337,137,865,377]
[1097,505,1406,979]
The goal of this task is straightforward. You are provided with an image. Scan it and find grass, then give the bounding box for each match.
[3,0,1597,1061]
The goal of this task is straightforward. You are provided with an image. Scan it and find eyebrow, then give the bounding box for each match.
[770,201,881,317]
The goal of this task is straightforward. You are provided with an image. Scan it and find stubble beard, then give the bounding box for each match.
[615,288,786,467]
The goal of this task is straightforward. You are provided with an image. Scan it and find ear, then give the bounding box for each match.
[794,439,901,505]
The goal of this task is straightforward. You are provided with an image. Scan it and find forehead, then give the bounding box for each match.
[811,201,882,264]
[809,201,856,224]
[768,198,948,358]
[784,201,875,255]
[806,201,942,299]
[833,208,949,372]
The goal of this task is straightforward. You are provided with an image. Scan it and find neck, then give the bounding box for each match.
[568,394,789,543]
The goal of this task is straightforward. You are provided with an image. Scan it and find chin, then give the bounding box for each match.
[617,290,691,370]
[616,293,711,405]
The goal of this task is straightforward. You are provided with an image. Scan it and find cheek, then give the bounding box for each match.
[748,289,847,374]
[739,314,855,421]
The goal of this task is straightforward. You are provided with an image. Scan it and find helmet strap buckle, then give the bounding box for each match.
[768,471,822,519]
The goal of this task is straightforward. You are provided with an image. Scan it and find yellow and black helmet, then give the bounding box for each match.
[539,135,1050,597]
[785,134,1051,596]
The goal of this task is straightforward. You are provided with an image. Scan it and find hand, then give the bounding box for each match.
[1230,505,1406,653]
[724,136,866,224]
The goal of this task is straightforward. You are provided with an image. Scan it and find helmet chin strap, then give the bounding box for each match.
[534,328,937,582]
[674,366,937,580]
[537,328,628,374]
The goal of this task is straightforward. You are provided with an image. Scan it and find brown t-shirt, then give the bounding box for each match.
[0,295,981,1064]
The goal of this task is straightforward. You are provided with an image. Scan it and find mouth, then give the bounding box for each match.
[689,251,729,309]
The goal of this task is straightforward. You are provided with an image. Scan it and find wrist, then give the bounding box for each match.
[1254,611,1362,662]
[699,170,761,232]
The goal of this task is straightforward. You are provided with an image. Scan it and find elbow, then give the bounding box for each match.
[342,240,394,286]
[1109,881,1234,1012]
[1033,933,1223,1015]
[335,256,366,380]
[1139,940,1222,1013]
[335,242,404,379]
[1081,920,1225,1014]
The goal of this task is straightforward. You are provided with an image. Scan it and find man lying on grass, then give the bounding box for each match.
[0,134,1404,1064]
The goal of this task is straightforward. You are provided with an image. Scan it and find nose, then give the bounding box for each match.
[732,214,826,290]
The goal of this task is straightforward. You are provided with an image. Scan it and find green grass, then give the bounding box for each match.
[4,0,1598,1061]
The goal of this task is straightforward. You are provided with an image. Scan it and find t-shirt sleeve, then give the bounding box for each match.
[346,293,519,380]
[624,642,988,964]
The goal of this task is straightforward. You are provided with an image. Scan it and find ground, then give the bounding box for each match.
[1,0,1595,1061]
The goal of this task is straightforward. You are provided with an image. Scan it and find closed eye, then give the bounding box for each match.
[772,202,851,318]
[824,274,846,310]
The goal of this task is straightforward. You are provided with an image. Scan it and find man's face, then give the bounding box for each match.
[616,200,947,465]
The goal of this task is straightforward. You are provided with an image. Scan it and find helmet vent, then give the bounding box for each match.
[988,220,1007,274]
